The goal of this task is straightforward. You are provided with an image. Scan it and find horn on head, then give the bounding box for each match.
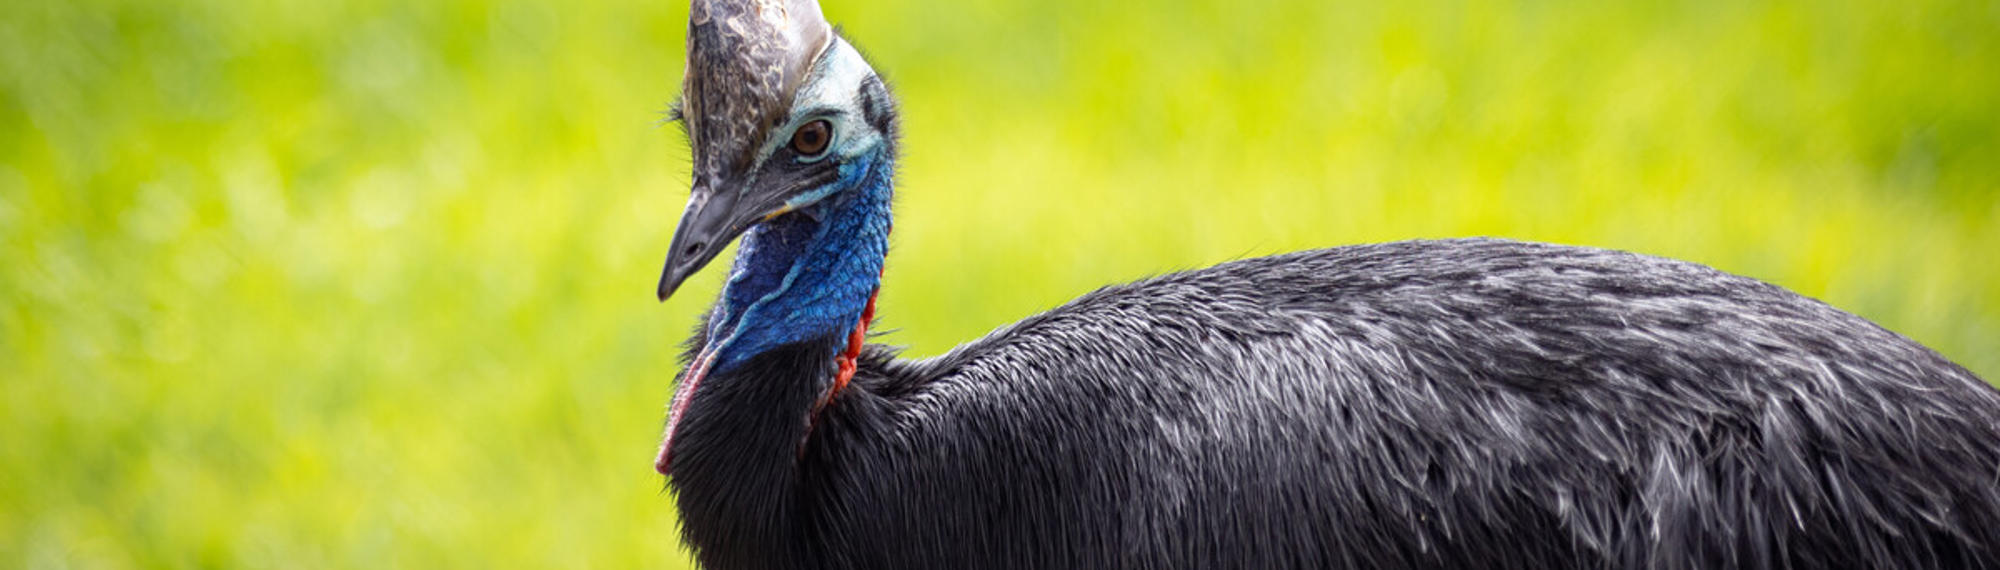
[684,0,834,179]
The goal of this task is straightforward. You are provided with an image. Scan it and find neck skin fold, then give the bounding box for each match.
[657,151,893,476]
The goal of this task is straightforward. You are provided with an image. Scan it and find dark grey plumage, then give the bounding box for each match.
[668,239,2000,570]
[646,1,2000,568]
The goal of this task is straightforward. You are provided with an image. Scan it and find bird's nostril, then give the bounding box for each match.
[684,242,705,258]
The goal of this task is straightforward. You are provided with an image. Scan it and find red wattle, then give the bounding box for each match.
[658,348,719,476]
[801,288,881,457]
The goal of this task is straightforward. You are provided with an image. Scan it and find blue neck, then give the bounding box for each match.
[703,153,892,372]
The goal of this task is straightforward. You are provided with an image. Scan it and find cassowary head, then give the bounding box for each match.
[657,0,897,301]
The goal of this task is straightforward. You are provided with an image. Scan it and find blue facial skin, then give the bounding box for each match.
[702,151,892,373]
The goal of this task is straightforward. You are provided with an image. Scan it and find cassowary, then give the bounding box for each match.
[647,1,2000,568]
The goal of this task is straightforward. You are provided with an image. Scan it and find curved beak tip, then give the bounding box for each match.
[656,276,677,302]
[655,178,771,306]
[657,263,689,303]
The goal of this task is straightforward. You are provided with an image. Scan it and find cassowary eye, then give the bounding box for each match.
[791,119,831,156]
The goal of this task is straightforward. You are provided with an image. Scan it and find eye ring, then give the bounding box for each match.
[790,119,833,157]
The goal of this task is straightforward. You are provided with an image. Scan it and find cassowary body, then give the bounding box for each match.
[649,2,2000,569]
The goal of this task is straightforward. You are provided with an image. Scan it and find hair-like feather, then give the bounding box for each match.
[651,2,2000,569]
[669,240,2000,570]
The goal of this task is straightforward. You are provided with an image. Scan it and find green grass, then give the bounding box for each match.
[3,0,1996,566]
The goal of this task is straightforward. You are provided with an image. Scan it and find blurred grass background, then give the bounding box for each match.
[3,0,1996,566]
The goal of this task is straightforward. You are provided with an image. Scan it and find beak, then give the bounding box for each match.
[658,183,759,301]
[657,162,842,301]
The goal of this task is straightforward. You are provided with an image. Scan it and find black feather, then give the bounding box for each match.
[666,238,2000,570]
